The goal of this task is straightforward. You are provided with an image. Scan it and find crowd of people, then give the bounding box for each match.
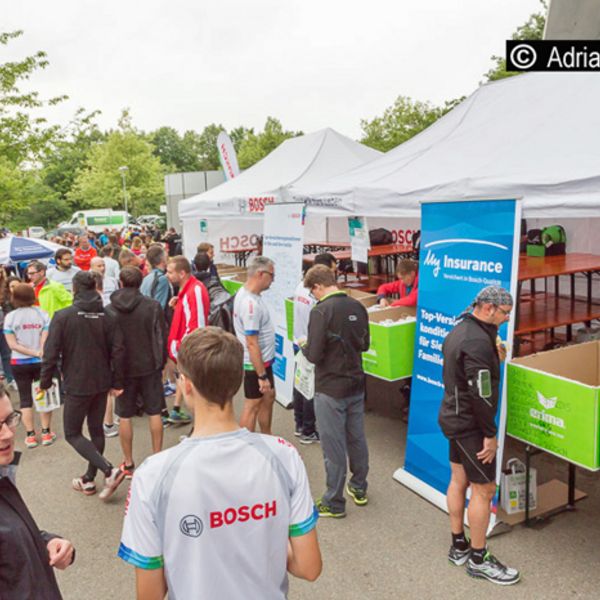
[0,223,520,597]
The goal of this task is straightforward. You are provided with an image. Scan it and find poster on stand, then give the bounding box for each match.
[348,216,370,264]
[263,203,306,407]
[393,198,521,530]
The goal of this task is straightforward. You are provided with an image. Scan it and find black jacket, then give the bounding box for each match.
[302,291,370,399]
[106,288,168,378]
[438,313,500,439]
[40,290,125,394]
[0,454,64,600]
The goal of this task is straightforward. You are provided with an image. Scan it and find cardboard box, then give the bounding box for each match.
[507,341,600,471]
[362,306,416,381]
[284,290,377,343]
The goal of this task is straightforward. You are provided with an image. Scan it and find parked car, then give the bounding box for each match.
[27,226,46,238]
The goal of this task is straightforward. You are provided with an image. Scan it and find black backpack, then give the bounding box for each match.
[208,293,235,334]
[369,228,394,246]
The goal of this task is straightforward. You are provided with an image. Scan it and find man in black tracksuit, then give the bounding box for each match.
[438,285,519,585]
[302,265,370,518]
[40,271,126,502]
[106,266,168,476]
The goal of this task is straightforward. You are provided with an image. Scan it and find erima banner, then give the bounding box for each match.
[263,203,306,407]
[394,199,521,521]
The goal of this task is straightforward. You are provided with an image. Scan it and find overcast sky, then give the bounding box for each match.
[4,0,543,139]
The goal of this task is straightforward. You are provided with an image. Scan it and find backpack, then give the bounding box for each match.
[541,225,567,256]
[369,228,394,246]
[208,293,235,334]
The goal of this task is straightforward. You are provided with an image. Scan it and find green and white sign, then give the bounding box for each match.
[507,363,600,470]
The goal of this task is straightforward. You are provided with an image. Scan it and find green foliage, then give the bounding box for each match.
[41,108,105,202]
[68,112,165,216]
[0,30,67,166]
[359,96,460,152]
[484,0,547,82]
[237,117,302,169]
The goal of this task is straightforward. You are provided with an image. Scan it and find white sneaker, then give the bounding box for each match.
[103,423,119,438]
[99,467,126,501]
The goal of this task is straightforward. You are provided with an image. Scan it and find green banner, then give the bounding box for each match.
[507,364,599,470]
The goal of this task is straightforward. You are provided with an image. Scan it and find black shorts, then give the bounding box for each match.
[12,363,41,409]
[449,433,496,484]
[244,366,274,400]
[116,370,163,418]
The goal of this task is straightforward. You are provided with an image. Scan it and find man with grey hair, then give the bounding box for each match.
[438,285,519,585]
[233,256,276,433]
[90,256,118,306]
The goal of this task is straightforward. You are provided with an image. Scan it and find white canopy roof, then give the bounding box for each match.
[178,128,381,219]
[295,73,600,218]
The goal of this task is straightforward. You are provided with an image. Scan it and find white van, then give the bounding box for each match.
[66,210,134,233]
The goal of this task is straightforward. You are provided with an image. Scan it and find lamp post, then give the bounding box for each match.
[118,166,129,226]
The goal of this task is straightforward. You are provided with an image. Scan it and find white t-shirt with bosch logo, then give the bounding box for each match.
[119,429,318,600]
[233,286,275,370]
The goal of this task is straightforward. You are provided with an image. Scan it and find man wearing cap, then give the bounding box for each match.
[438,285,520,586]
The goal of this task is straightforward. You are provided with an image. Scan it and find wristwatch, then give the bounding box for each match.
[258,373,269,381]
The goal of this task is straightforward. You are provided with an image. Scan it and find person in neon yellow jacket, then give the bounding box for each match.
[25,260,72,319]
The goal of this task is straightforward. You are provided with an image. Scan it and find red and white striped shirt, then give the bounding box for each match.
[167,276,209,361]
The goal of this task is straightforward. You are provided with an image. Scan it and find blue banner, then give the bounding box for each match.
[399,199,520,503]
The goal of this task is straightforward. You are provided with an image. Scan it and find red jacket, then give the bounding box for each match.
[168,276,209,361]
[73,246,97,271]
[376,274,419,307]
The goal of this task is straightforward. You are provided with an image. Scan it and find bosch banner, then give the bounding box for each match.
[394,199,521,522]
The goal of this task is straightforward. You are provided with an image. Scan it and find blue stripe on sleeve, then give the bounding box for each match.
[118,543,164,570]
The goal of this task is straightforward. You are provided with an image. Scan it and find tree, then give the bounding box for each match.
[237,117,302,169]
[68,111,165,215]
[41,108,105,203]
[483,1,547,82]
[0,30,67,166]
[359,96,459,152]
[149,126,203,172]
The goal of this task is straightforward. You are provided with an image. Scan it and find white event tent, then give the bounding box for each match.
[294,72,600,222]
[178,128,381,259]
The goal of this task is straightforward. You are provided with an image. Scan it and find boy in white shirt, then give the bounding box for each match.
[119,327,322,599]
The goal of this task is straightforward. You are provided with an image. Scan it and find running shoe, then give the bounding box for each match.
[103,423,119,438]
[466,552,520,585]
[72,477,97,496]
[346,484,368,506]
[167,409,192,425]
[120,462,135,480]
[294,427,302,437]
[315,498,346,519]
[161,414,171,429]
[448,545,471,566]
[41,431,57,446]
[299,432,320,445]
[25,434,38,449]
[99,467,127,501]
[163,382,177,397]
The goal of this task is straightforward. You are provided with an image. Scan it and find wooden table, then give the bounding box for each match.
[340,275,389,294]
[221,247,258,267]
[515,253,600,355]
[303,244,413,275]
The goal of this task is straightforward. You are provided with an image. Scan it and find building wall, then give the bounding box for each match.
[164,171,225,232]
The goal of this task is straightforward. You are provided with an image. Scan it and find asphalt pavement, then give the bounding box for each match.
[12,390,600,599]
